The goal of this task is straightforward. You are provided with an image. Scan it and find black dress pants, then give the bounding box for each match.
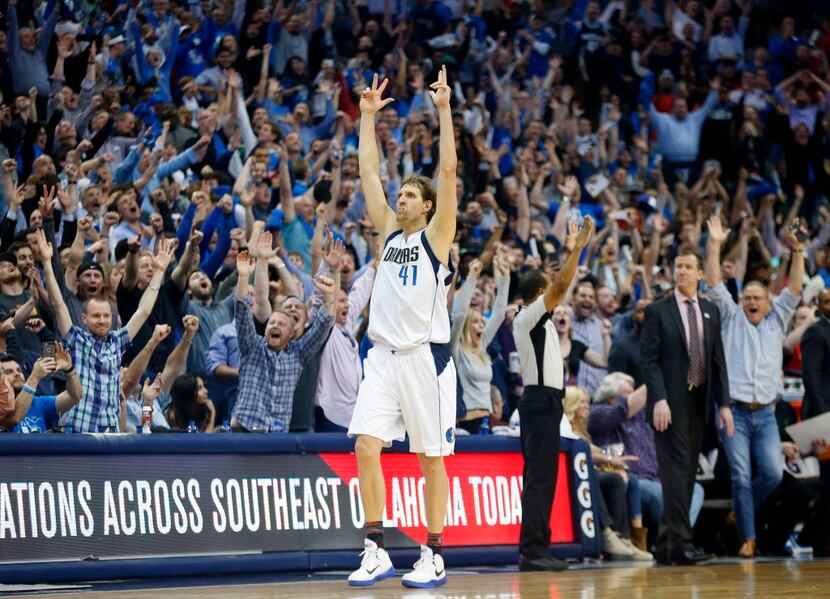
[654,385,706,558]
[518,385,564,559]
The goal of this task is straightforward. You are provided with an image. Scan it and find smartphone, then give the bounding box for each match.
[42,342,56,359]
[789,223,808,242]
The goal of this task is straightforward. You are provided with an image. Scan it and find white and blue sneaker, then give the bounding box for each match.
[401,545,447,589]
[784,532,813,557]
[347,539,395,586]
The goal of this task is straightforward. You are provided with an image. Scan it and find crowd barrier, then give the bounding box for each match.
[0,433,601,583]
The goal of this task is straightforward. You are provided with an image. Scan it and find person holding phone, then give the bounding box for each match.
[0,345,83,433]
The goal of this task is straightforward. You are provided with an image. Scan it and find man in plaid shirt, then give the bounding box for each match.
[231,250,336,432]
[37,230,176,432]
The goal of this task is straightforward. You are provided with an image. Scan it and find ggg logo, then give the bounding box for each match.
[580,510,596,538]
[577,480,592,509]
[573,451,589,480]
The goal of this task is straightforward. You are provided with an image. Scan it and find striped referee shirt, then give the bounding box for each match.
[512,295,564,390]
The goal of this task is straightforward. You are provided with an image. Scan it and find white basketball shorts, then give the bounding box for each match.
[348,342,457,456]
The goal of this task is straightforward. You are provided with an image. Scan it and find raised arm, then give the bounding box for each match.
[160,316,199,395]
[122,324,170,396]
[425,65,457,264]
[253,231,276,322]
[277,145,296,224]
[172,228,203,290]
[35,230,72,338]
[1,357,55,428]
[54,342,82,414]
[785,220,806,297]
[482,257,510,347]
[450,259,481,357]
[544,216,594,312]
[358,75,398,239]
[705,215,730,289]
[125,239,175,340]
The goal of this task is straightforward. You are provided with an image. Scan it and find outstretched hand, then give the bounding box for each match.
[428,65,452,109]
[236,250,255,277]
[359,74,395,115]
[574,216,594,249]
[707,216,730,245]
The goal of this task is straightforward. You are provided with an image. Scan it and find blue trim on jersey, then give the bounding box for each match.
[420,231,455,285]
[384,229,403,248]
[430,342,451,377]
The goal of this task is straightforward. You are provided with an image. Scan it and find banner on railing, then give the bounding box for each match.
[0,444,599,563]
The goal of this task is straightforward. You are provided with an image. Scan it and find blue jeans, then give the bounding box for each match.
[639,478,705,527]
[719,404,784,542]
[627,475,642,522]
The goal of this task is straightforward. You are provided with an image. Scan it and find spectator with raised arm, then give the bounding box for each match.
[37,230,175,432]
[450,255,510,433]
[313,237,377,432]
[705,215,804,558]
[231,250,335,432]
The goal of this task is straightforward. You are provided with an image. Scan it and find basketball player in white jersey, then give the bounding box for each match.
[346,67,457,589]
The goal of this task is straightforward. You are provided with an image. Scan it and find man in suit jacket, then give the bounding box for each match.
[801,289,830,421]
[641,246,734,565]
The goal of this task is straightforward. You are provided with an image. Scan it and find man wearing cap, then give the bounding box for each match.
[36,231,176,433]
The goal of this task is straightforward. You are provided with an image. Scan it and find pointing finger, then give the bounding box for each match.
[378,77,389,95]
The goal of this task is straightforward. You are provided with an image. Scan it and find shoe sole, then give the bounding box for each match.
[348,566,396,587]
[401,575,447,589]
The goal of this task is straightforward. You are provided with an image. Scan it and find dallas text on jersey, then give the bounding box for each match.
[383,245,420,265]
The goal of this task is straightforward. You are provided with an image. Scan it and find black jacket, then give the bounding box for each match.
[640,294,730,421]
[608,327,644,388]
[801,318,830,420]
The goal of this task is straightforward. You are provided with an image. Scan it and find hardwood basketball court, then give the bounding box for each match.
[4,558,828,598]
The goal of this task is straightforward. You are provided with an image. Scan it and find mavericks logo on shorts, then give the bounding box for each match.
[446,428,454,443]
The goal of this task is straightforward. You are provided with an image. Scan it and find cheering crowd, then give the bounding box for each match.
[0,0,828,561]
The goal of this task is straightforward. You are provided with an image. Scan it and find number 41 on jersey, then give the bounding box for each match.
[398,264,418,286]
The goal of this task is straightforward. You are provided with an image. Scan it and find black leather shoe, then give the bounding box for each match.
[692,547,716,562]
[519,555,569,572]
[657,548,715,566]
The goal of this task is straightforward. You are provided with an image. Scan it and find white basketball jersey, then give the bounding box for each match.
[368,228,454,350]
